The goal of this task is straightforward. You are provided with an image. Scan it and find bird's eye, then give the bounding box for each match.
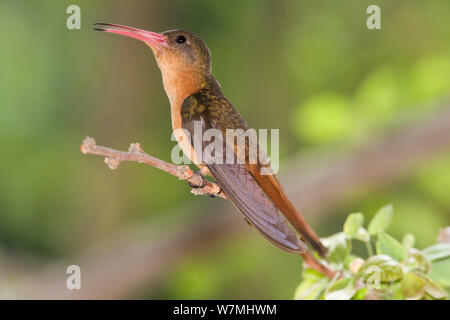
[175,35,186,44]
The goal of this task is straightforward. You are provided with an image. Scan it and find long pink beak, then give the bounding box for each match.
[94,23,168,48]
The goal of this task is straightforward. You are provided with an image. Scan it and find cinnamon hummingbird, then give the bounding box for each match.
[94,23,327,258]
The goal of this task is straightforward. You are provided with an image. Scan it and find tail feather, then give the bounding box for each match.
[247,165,328,258]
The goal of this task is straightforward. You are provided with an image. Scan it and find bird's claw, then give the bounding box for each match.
[188,170,207,189]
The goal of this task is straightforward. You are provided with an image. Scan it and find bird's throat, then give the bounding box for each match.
[161,68,208,108]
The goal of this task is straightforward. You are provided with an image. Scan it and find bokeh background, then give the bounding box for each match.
[0,0,449,299]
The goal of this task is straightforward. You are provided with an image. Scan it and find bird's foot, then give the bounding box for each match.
[188,170,207,189]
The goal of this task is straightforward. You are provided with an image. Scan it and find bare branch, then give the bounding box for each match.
[80,136,226,199]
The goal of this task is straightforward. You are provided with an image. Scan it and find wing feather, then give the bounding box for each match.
[181,102,306,253]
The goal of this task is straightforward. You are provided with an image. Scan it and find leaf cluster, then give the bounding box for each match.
[294,205,450,300]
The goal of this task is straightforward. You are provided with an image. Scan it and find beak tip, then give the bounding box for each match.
[93,23,105,31]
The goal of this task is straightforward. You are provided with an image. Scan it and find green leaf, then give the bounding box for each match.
[324,277,356,300]
[419,273,447,299]
[428,258,450,287]
[402,233,415,250]
[321,232,351,264]
[406,248,431,273]
[359,254,404,282]
[343,212,364,237]
[402,272,426,300]
[301,267,325,282]
[376,232,407,261]
[294,268,329,300]
[368,204,393,235]
[423,243,450,261]
[352,287,369,300]
[389,281,404,300]
[354,227,370,242]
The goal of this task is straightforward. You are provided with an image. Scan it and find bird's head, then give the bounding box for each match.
[94,23,212,104]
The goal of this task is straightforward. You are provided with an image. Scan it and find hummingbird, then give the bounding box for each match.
[94,23,327,259]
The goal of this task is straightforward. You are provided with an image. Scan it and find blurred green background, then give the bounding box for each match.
[0,0,449,299]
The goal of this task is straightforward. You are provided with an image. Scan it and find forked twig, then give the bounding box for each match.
[80,136,225,199]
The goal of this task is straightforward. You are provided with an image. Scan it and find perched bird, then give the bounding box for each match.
[94,23,327,259]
